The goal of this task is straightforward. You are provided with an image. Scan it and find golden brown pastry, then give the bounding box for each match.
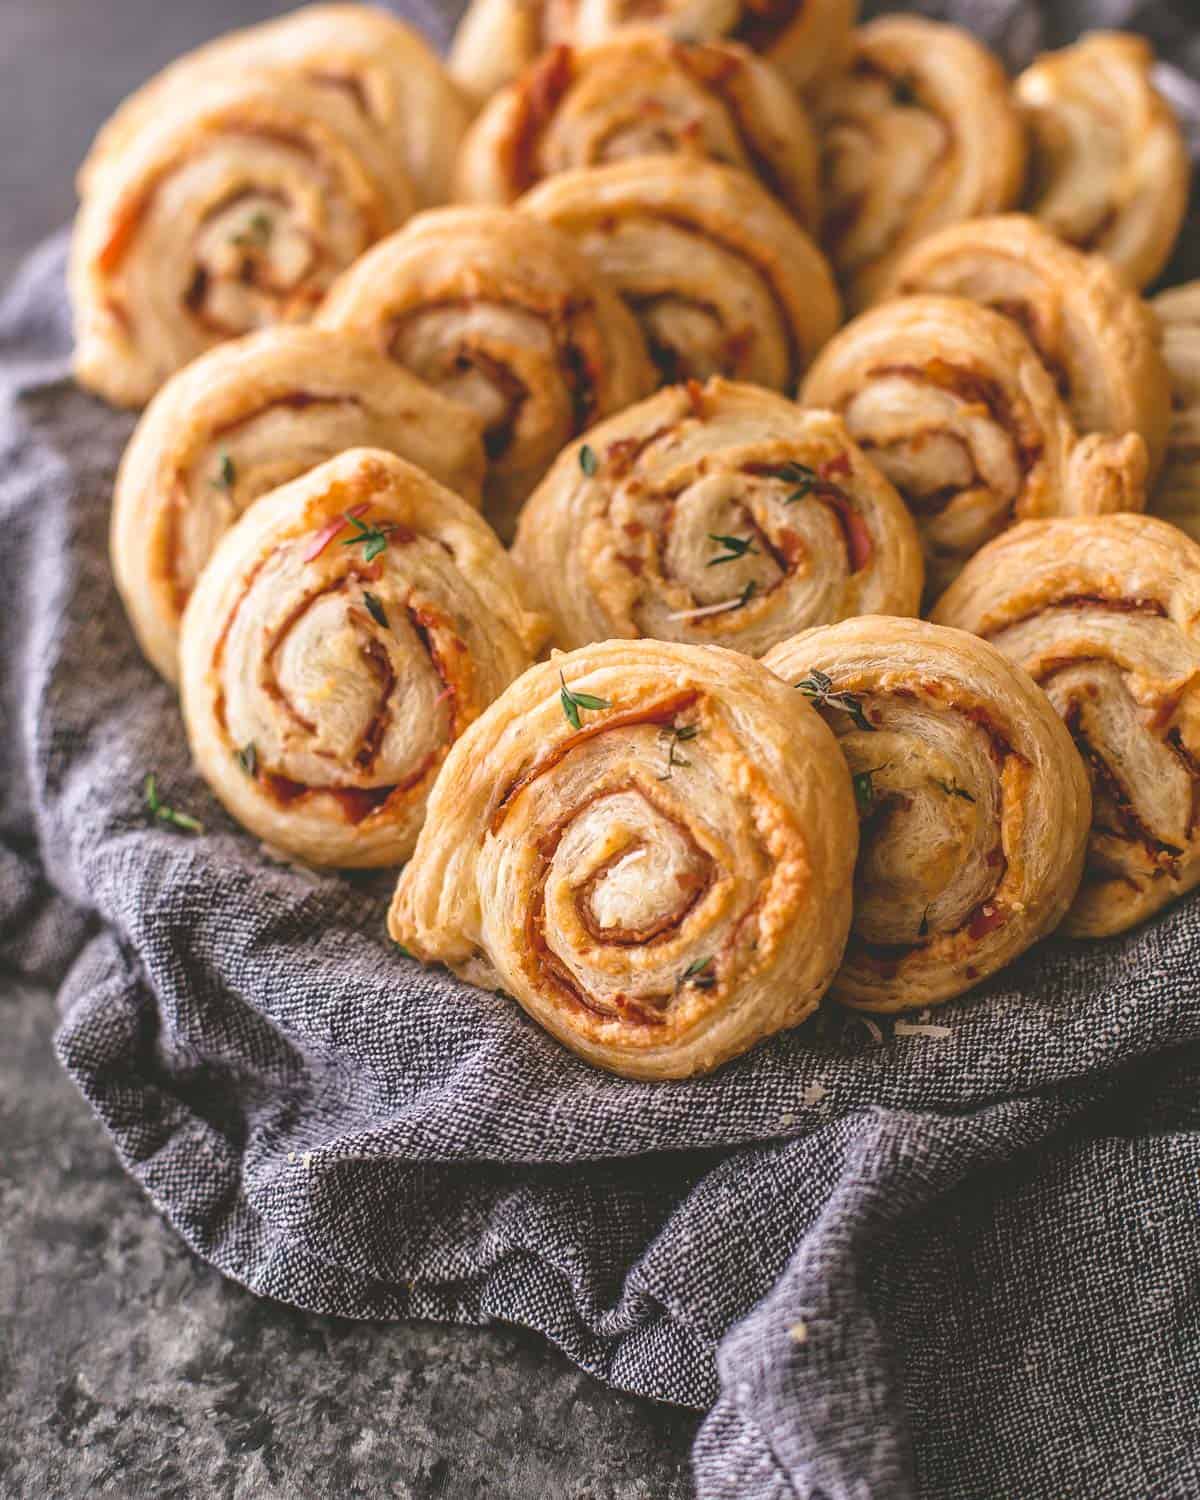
[811,16,1027,310]
[454,32,820,230]
[112,327,487,684]
[71,73,413,407]
[932,514,1200,938]
[1149,283,1200,540]
[511,378,922,655]
[180,448,546,868]
[315,207,656,541]
[882,215,1172,483]
[1015,32,1189,290]
[801,295,1149,594]
[520,158,841,392]
[78,4,470,209]
[763,617,1091,1010]
[448,0,857,102]
[389,638,858,1077]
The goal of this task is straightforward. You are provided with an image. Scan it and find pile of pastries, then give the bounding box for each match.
[72,2,1200,1079]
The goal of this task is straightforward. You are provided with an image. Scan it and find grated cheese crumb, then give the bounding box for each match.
[801,1080,828,1107]
[894,1021,952,1039]
[666,595,750,622]
[788,1321,809,1345]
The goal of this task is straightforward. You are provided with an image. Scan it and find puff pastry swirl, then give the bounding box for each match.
[1015,32,1189,290]
[933,514,1200,938]
[801,295,1150,594]
[389,638,858,1078]
[883,215,1172,483]
[520,158,841,392]
[71,72,413,407]
[764,617,1091,1011]
[811,16,1026,310]
[454,32,820,230]
[316,207,656,540]
[180,448,545,868]
[448,0,858,102]
[1149,283,1200,541]
[511,378,922,655]
[77,5,469,208]
[112,327,487,684]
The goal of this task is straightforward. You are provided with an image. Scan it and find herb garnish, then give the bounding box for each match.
[144,773,204,834]
[657,722,700,781]
[213,452,235,490]
[739,580,758,606]
[918,906,931,938]
[853,766,884,817]
[559,671,610,731]
[362,591,389,629]
[679,955,716,990]
[933,778,975,803]
[394,940,413,959]
[340,512,393,562]
[579,444,598,477]
[234,743,258,779]
[233,211,273,248]
[795,669,874,732]
[706,533,759,567]
[775,461,817,504]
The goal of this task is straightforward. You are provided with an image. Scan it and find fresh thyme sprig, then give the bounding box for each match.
[559,671,610,731]
[144,773,204,834]
[774,461,818,505]
[795,669,874,732]
[362,591,389,629]
[919,906,931,938]
[340,512,394,562]
[234,743,258,779]
[933,778,975,803]
[706,533,758,567]
[657,722,700,781]
[579,443,598,477]
[679,955,716,990]
[852,766,885,817]
[232,211,273,248]
[213,452,235,490]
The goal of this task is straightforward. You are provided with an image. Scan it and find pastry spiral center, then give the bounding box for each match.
[188,190,322,334]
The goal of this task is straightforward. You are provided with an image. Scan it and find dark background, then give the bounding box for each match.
[0,2,698,1495]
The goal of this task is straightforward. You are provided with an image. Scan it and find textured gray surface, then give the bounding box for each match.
[0,2,697,1495]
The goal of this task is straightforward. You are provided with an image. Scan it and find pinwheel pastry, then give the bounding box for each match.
[448,0,857,102]
[70,73,413,408]
[810,17,1025,312]
[388,638,858,1077]
[1015,32,1189,291]
[511,378,922,655]
[763,617,1091,1011]
[882,215,1172,484]
[1149,283,1200,541]
[454,31,820,231]
[801,295,1150,595]
[315,206,656,540]
[180,448,546,868]
[520,158,841,392]
[78,3,470,209]
[932,515,1200,938]
[112,327,487,684]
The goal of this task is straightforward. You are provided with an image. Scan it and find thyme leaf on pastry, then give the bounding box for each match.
[232,211,274,249]
[559,671,611,731]
[933,777,975,802]
[773,461,817,503]
[679,955,716,990]
[340,512,394,563]
[853,767,884,817]
[707,533,759,566]
[795,670,874,732]
[393,940,413,959]
[919,906,931,938]
[144,773,204,834]
[213,452,235,490]
[362,591,389,629]
[657,722,700,781]
[578,443,598,477]
[234,742,258,779]
[739,580,758,606]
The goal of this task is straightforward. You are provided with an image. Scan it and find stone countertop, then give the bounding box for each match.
[0,1,699,1493]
